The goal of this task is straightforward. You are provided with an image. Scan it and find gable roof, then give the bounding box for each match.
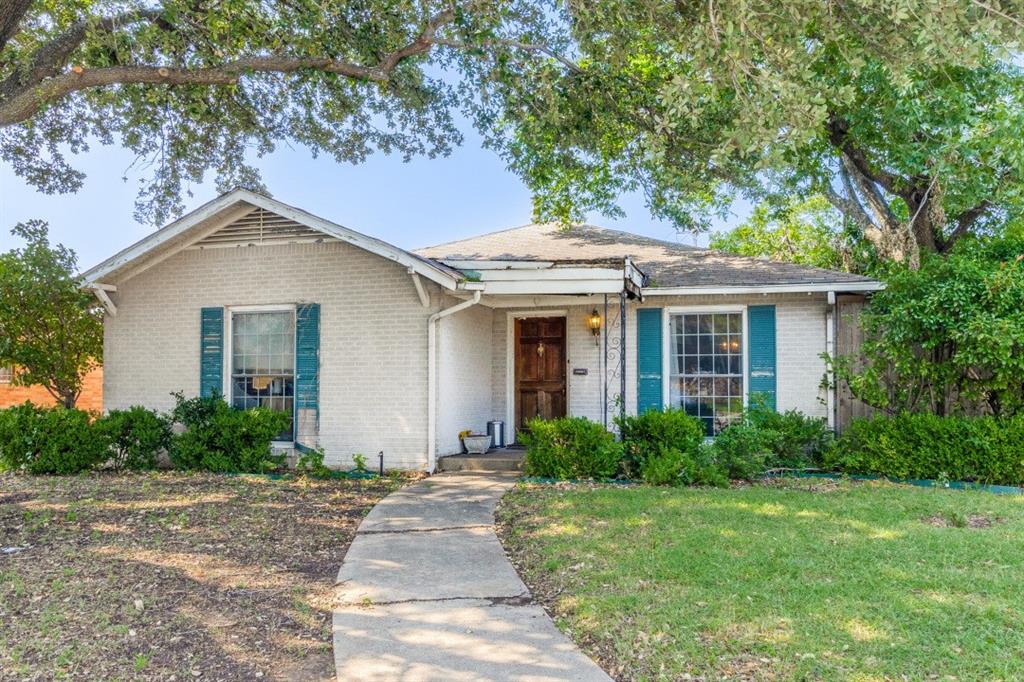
[82,189,465,289]
[415,223,880,292]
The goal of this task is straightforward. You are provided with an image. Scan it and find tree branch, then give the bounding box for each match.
[823,182,874,234]
[0,0,33,51]
[943,199,992,249]
[826,114,904,196]
[0,9,166,101]
[433,38,583,74]
[839,153,901,232]
[0,9,456,127]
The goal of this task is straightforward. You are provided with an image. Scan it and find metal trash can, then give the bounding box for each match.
[487,420,505,449]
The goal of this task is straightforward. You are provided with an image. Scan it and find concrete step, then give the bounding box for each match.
[437,451,525,473]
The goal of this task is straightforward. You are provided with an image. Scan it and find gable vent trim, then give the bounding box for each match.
[188,207,338,250]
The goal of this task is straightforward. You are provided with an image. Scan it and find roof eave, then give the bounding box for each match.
[643,281,884,296]
[81,188,462,291]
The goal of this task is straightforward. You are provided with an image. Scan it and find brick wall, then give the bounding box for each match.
[104,241,441,470]
[0,366,103,411]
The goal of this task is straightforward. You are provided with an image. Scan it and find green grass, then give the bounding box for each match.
[499,479,1024,681]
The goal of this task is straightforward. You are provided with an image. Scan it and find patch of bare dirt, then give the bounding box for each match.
[0,471,411,681]
[924,512,1002,529]
[758,476,844,493]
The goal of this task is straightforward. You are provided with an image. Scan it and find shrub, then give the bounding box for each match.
[701,401,832,481]
[745,399,833,469]
[828,237,1024,417]
[95,406,171,471]
[707,423,768,481]
[522,416,623,480]
[0,403,108,474]
[617,408,704,478]
[639,443,729,487]
[169,393,290,473]
[638,444,686,485]
[826,413,1024,485]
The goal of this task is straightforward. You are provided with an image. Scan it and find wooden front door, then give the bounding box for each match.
[515,316,567,433]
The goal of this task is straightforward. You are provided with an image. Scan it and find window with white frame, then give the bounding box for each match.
[668,311,744,436]
[0,365,12,384]
[231,309,295,441]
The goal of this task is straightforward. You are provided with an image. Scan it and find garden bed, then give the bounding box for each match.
[0,471,409,680]
[498,478,1024,680]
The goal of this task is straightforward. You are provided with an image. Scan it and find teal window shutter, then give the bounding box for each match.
[199,307,224,398]
[636,308,664,413]
[747,305,777,410]
[295,303,320,420]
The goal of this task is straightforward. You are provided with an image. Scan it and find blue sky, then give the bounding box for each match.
[0,122,750,271]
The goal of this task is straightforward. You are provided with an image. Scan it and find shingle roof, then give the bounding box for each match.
[415,223,877,289]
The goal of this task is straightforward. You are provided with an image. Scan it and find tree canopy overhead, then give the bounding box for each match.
[474,0,1024,265]
[0,0,561,222]
[2,0,1023,263]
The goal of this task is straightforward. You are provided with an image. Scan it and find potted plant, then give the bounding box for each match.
[460,431,491,454]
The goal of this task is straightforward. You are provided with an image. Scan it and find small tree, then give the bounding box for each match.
[828,237,1024,417]
[0,221,103,408]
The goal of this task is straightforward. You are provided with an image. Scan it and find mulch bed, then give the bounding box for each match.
[0,471,411,681]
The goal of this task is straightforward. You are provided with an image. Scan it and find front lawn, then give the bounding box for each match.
[0,471,406,680]
[498,479,1024,681]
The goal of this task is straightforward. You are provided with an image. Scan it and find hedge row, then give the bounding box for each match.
[523,408,1024,487]
[522,403,831,486]
[0,394,289,475]
[827,413,1024,486]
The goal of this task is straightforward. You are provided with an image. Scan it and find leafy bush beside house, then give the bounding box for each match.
[169,393,290,473]
[96,406,172,471]
[702,400,834,481]
[522,416,623,480]
[829,237,1024,417]
[616,409,724,485]
[828,413,1024,486]
[0,403,108,474]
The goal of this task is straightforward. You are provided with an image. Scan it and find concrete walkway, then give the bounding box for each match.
[333,473,612,682]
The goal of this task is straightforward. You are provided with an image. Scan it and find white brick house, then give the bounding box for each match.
[83,189,881,471]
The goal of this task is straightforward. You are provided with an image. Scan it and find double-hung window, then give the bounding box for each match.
[668,311,744,436]
[230,309,295,441]
[0,366,12,384]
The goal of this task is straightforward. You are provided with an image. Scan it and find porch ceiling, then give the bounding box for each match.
[439,257,646,298]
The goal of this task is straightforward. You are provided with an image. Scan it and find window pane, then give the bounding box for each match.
[669,312,745,436]
[231,310,296,440]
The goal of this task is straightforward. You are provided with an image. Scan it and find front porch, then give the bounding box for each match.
[433,280,635,468]
[437,446,526,472]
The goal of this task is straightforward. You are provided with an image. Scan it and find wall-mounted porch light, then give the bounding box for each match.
[587,309,602,345]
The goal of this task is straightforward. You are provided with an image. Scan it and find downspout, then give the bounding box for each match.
[826,291,837,431]
[427,290,482,472]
